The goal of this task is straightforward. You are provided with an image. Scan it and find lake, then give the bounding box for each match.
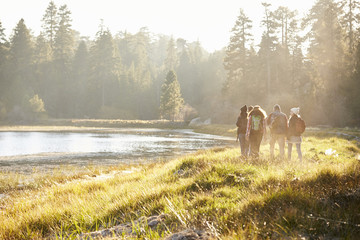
[0,128,235,172]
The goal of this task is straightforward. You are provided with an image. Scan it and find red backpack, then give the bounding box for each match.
[295,117,306,134]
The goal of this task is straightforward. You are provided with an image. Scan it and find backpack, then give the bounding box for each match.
[251,115,262,131]
[295,118,306,134]
[271,114,287,134]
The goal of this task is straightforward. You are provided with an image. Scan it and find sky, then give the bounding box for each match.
[0,0,316,52]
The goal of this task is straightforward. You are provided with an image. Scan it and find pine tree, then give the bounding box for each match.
[89,28,121,114]
[0,21,7,44]
[0,20,9,117]
[72,41,89,117]
[54,4,74,61]
[115,31,133,67]
[41,1,58,51]
[177,45,194,104]
[33,33,52,100]
[273,6,298,48]
[345,41,360,124]
[50,4,75,117]
[34,33,52,64]
[165,37,178,71]
[270,7,301,96]
[303,0,347,125]
[10,19,34,74]
[128,28,153,111]
[131,27,151,72]
[223,8,253,104]
[9,19,34,88]
[197,50,226,118]
[192,41,203,65]
[0,20,8,76]
[261,2,278,100]
[339,0,360,53]
[186,41,203,107]
[303,0,345,90]
[8,19,35,117]
[261,2,278,50]
[159,70,184,120]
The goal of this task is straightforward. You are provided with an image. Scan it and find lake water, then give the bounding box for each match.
[0,129,235,172]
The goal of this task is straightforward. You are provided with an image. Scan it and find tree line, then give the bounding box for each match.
[0,0,359,126]
[0,1,223,122]
[224,0,360,126]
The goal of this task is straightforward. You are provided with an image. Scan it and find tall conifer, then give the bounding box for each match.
[160,70,184,120]
[41,1,58,51]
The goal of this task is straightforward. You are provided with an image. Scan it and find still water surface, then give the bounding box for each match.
[0,129,235,172]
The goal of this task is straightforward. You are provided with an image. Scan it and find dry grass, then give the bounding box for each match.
[0,127,359,239]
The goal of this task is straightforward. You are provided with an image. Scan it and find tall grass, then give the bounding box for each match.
[0,128,359,239]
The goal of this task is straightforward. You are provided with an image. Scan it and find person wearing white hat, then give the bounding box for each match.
[287,107,305,162]
[290,107,300,116]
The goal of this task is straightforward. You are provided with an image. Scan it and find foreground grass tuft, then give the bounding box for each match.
[0,128,359,239]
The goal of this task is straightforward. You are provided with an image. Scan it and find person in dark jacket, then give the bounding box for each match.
[236,105,249,157]
[246,105,267,158]
[287,107,303,162]
[266,104,288,159]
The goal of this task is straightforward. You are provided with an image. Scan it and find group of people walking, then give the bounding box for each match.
[236,104,306,161]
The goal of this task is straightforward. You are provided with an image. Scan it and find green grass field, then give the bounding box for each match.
[0,125,359,239]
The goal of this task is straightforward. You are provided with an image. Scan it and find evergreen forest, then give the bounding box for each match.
[0,0,359,126]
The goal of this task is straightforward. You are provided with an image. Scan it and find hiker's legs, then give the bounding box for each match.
[250,136,257,157]
[296,143,302,162]
[270,134,285,158]
[288,143,293,160]
[245,138,249,156]
[269,135,276,158]
[239,134,247,156]
[238,134,242,153]
[255,134,263,156]
[278,135,285,158]
[250,133,262,157]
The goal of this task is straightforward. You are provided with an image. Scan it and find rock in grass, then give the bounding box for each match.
[78,214,170,239]
[165,228,215,240]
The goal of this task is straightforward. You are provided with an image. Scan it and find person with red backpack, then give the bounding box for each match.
[246,105,267,158]
[266,104,288,159]
[236,105,249,157]
[287,107,305,162]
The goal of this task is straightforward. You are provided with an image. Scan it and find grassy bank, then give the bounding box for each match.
[0,119,187,131]
[0,127,359,239]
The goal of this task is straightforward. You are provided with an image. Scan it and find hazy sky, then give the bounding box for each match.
[0,0,316,52]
